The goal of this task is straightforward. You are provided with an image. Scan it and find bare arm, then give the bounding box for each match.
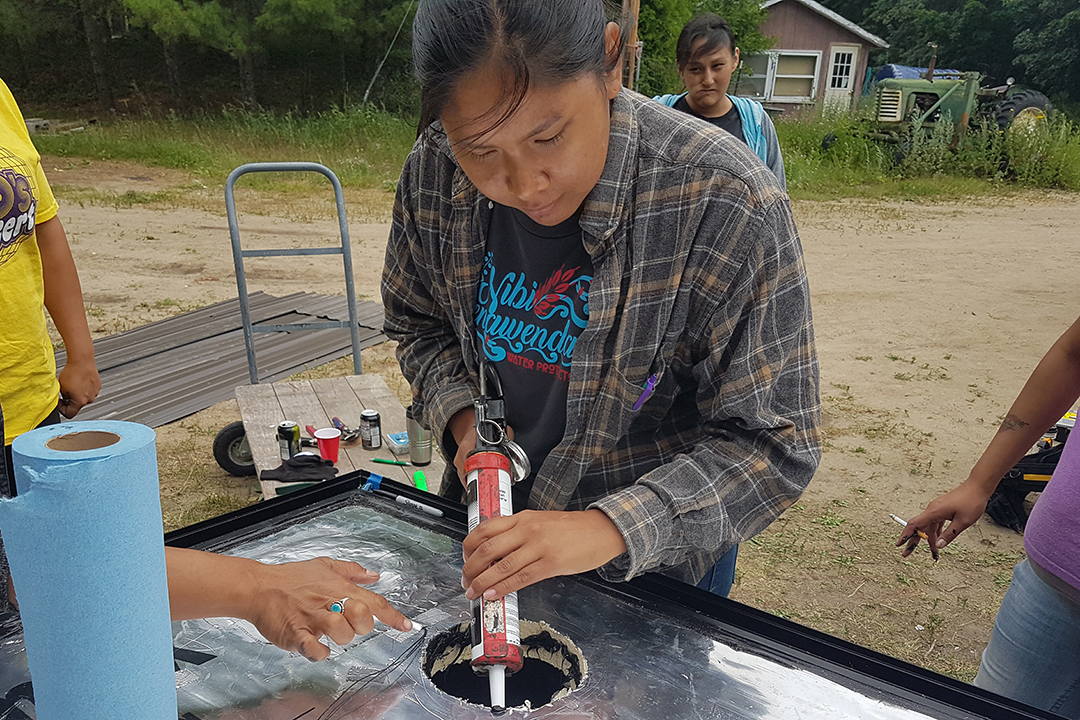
[165,548,412,661]
[899,313,1080,554]
[36,216,100,417]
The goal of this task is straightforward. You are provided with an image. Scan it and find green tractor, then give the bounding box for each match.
[868,69,1052,143]
[862,42,1052,146]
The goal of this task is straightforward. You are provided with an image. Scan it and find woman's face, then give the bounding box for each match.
[678,40,740,117]
[441,38,622,226]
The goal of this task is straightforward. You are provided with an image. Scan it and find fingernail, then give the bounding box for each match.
[465,587,476,600]
[403,618,413,631]
[936,538,947,549]
[460,575,467,589]
[483,589,496,600]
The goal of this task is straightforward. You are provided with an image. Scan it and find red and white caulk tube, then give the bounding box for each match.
[465,447,522,713]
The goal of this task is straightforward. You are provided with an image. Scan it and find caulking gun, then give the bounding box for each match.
[464,362,530,714]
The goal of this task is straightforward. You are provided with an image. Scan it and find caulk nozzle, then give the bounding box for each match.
[488,664,506,713]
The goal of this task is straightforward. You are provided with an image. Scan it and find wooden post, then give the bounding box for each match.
[622,0,640,89]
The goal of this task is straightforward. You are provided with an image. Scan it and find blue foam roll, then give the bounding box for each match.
[0,421,176,719]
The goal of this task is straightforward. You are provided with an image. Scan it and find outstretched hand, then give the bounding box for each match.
[244,557,412,661]
[895,482,992,558]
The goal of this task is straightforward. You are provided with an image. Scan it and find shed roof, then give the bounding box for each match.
[763,0,890,48]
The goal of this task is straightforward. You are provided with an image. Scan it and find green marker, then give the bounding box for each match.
[372,457,408,466]
[412,470,428,492]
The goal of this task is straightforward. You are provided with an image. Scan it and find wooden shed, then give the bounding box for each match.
[733,0,889,115]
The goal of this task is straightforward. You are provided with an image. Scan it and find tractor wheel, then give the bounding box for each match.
[213,421,257,476]
[995,90,1053,132]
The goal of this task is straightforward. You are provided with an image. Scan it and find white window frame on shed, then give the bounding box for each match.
[736,50,822,104]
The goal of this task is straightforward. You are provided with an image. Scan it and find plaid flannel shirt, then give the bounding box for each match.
[382,89,821,585]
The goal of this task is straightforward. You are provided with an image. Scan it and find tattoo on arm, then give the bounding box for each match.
[999,413,1031,432]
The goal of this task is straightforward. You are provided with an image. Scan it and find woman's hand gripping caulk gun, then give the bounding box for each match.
[462,364,527,713]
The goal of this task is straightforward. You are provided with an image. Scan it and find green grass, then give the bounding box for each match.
[33,105,417,191]
[777,110,1080,200]
[51,186,184,210]
[32,102,1080,201]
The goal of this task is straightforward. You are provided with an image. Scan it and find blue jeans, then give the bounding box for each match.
[696,545,738,597]
[974,558,1080,718]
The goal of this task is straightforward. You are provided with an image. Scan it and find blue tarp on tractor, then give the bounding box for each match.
[874,64,963,81]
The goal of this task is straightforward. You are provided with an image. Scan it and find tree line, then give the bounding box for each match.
[0,0,1075,116]
[819,0,1079,103]
[0,0,420,113]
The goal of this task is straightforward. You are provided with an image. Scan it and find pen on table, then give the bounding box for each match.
[372,457,409,466]
[370,488,444,517]
[890,513,938,561]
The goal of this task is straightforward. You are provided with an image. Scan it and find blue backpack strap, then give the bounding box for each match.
[728,95,769,164]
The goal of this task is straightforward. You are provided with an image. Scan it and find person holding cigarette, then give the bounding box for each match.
[897,314,1080,717]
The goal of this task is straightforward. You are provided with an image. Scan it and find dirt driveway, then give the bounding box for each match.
[44,156,1080,681]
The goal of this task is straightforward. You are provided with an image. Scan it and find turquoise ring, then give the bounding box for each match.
[329,597,349,614]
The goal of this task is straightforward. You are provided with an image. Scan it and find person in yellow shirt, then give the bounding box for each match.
[0,81,419,657]
[1,77,101,611]
[0,78,101,497]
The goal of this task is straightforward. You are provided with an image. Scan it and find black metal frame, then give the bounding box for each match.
[165,470,1058,720]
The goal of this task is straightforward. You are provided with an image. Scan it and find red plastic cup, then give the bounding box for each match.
[314,427,342,464]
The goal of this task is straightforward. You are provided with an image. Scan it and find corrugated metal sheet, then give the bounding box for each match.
[56,292,387,428]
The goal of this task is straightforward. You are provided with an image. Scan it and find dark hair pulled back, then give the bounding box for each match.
[413,0,627,137]
[675,13,736,69]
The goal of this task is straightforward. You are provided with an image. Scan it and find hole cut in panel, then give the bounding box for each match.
[422,620,587,712]
[45,432,122,452]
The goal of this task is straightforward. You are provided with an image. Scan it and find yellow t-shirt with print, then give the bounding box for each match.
[0,78,60,444]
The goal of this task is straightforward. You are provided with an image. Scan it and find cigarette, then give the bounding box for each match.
[891,513,939,561]
[889,513,927,539]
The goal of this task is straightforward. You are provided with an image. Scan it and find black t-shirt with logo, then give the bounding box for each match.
[674,95,746,145]
[475,203,592,509]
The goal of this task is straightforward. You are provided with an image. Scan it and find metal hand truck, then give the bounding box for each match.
[213,162,364,476]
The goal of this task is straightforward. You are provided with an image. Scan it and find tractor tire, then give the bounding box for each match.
[213,421,257,476]
[995,90,1053,132]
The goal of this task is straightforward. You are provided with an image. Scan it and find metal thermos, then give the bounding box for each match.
[406,406,432,466]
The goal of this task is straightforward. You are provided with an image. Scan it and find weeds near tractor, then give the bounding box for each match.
[777,112,1080,198]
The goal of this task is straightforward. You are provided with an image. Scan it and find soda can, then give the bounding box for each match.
[277,421,301,460]
[360,409,382,450]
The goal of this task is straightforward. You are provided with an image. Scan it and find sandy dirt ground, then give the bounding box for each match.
[43,155,1080,681]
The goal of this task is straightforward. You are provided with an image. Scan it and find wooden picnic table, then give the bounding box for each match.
[234,375,446,498]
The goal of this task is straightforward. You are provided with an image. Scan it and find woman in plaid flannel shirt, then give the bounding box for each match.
[383,0,821,602]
